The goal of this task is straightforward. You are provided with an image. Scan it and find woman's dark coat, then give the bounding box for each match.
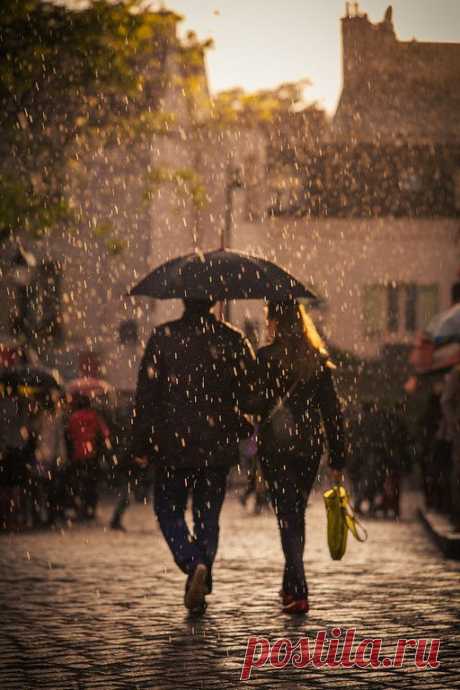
[253,342,346,470]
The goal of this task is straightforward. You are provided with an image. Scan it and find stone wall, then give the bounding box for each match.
[334,4,460,142]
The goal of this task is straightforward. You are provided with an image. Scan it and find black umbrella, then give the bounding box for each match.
[0,365,61,396]
[129,249,317,301]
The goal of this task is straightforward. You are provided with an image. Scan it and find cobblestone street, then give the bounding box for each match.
[1,488,459,690]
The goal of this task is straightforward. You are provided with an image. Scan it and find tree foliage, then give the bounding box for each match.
[211,80,315,125]
[0,0,181,240]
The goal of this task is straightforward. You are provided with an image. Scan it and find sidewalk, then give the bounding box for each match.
[418,509,460,559]
[1,489,459,689]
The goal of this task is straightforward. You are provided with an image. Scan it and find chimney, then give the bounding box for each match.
[155,8,183,43]
[341,4,372,88]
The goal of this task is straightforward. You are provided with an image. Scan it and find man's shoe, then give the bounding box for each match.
[110,521,126,532]
[282,598,309,615]
[184,563,208,613]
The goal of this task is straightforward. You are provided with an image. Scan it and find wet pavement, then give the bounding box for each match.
[1,487,459,690]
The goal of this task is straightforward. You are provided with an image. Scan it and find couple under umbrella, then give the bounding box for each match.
[130,250,346,615]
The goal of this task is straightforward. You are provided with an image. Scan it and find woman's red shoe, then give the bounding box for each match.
[280,591,294,606]
[282,598,309,614]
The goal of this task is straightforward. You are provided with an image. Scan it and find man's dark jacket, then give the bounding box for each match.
[131,311,256,468]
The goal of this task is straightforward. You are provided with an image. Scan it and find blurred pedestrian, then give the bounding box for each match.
[378,402,413,519]
[418,383,452,513]
[131,299,256,614]
[251,300,346,615]
[238,434,267,514]
[65,394,111,521]
[109,393,135,530]
[347,401,382,516]
[441,365,460,531]
[33,392,67,526]
[0,388,33,529]
[109,392,154,531]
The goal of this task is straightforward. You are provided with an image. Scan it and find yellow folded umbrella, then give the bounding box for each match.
[323,484,367,560]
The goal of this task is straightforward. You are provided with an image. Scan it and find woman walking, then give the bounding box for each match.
[254,300,346,614]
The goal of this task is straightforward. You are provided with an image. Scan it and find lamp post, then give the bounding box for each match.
[219,165,243,322]
[8,244,37,339]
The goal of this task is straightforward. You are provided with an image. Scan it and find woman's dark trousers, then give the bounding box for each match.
[153,465,229,592]
[260,453,320,599]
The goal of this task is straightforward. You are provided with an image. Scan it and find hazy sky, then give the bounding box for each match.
[163,0,460,113]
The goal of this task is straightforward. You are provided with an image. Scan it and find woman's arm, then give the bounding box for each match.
[316,366,346,470]
[238,347,272,417]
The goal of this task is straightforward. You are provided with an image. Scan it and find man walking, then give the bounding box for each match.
[131,299,255,613]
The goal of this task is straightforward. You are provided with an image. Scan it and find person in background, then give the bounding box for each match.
[109,394,153,531]
[66,394,111,521]
[441,365,460,531]
[347,400,382,516]
[418,382,452,513]
[0,388,34,529]
[379,402,413,519]
[238,432,267,514]
[33,391,67,526]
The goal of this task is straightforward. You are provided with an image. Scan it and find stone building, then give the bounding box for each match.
[333,3,460,143]
[230,3,460,365]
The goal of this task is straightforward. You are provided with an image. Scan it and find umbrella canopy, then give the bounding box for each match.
[66,377,114,399]
[426,304,460,344]
[0,365,61,397]
[129,249,317,302]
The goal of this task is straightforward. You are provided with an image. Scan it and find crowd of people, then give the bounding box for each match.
[418,375,460,531]
[0,388,112,529]
[0,317,418,539]
[347,401,413,520]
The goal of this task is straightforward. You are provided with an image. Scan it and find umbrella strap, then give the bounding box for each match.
[340,489,368,542]
[261,378,301,427]
[345,512,368,542]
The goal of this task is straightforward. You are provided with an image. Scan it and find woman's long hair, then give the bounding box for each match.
[266,300,334,379]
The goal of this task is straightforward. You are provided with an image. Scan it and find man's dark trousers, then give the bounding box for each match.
[153,465,229,592]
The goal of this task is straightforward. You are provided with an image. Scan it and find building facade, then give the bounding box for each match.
[230,3,460,360]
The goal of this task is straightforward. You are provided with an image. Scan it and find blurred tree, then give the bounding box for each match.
[211,81,313,125]
[0,0,183,241]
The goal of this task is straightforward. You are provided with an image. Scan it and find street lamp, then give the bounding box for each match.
[220,165,244,322]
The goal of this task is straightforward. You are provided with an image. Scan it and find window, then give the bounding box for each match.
[387,283,399,333]
[269,166,303,214]
[363,283,439,337]
[12,260,62,341]
[119,319,138,345]
[418,285,439,329]
[362,285,387,336]
[404,283,417,332]
[454,169,460,211]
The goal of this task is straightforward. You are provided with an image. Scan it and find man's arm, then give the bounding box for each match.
[131,334,163,459]
[234,335,261,414]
